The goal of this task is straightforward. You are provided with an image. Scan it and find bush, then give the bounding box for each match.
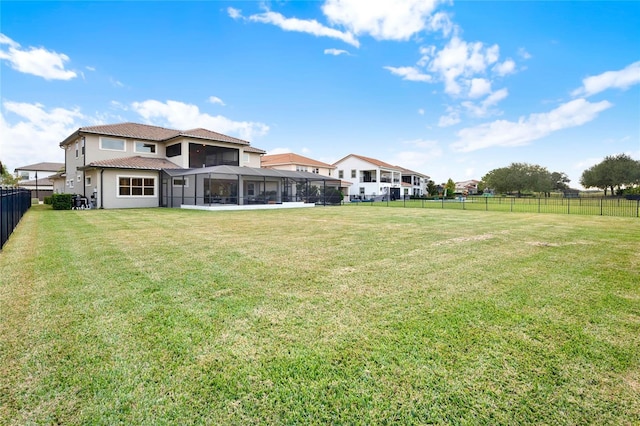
[44,196,52,205]
[51,193,72,210]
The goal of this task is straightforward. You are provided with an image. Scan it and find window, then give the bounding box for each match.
[359,187,365,195]
[85,176,92,186]
[118,176,155,196]
[81,137,85,155]
[351,170,356,178]
[135,141,156,154]
[69,179,74,189]
[166,143,181,157]
[172,178,189,187]
[338,170,344,179]
[189,143,238,167]
[247,183,255,196]
[296,166,308,172]
[100,137,126,151]
[75,141,79,158]
[77,175,81,182]
[243,153,250,164]
[20,171,29,180]
[312,168,319,174]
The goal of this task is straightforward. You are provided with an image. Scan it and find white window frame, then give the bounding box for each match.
[75,141,79,158]
[69,179,74,189]
[85,176,92,186]
[77,174,81,182]
[100,137,126,152]
[117,175,156,198]
[172,177,189,188]
[134,141,157,154]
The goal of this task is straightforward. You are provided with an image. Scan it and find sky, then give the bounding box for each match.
[1,1,639,187]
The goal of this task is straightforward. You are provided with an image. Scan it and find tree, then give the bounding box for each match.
[426,180,437,196]
[0,162,20,186]
[444,178,456,197]
[481,163,558,196]
[580,154,640,196]
[550,172,570,191]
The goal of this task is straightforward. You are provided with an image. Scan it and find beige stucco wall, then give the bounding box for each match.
[98,169,161,209]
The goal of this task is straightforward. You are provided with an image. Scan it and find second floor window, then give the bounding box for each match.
[135,142,156,154]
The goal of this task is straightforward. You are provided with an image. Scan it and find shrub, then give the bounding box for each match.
[51,193,72,210]
[44,196,52,205]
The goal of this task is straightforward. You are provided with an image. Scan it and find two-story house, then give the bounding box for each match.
[57,122,339,209]
[14,162,64,201]
[333,154,404,201]
[398,166,431,198]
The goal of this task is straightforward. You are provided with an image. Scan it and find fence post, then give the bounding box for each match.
[510,197,513,212]
[600,198,603,216]
[637,200,639,218]
[485,196,488,211]
[538,197,541,213]
[567,197,570,215]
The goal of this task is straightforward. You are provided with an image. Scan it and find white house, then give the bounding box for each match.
[333,154,404,200]
[398,166,431,197]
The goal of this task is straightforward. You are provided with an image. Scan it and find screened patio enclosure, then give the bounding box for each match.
[162,165,343,208]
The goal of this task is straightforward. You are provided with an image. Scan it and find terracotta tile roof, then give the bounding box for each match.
[334,154,402,171]
[181,128,250,145]
[82,156,182,170]
[14,162,65,172]
[396,166,430,178]
[244,146,267,154]
[61,122,257,148]
[79,122,180,141]
[261,153,335,169]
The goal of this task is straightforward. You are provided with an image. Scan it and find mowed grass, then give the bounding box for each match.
[1,205,639,424]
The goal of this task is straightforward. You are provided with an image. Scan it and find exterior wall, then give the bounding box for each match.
[264,163,335,177]
[243,151,262,168]
[334,156,401,198]
[98,169,160,209]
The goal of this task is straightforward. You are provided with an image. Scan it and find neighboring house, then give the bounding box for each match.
[14,162,64,201]
[261,152,351,197]
[455,179,480,195]
[333,154,404,200]
[397,166,431,197]
[57,122,339,209]
[261,152,336,176]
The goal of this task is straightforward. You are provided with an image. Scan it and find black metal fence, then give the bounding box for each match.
[347,195,640,218]
[1,187,32,250]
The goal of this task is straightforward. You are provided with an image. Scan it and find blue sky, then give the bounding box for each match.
[1,1,639,187]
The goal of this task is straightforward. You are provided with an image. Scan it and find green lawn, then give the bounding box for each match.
[1,205,639,424]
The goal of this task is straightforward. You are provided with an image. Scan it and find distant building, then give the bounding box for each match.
[13,162,64,201]
[455,179,480,195]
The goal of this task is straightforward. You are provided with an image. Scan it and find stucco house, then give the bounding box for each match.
[455,179,480,195]
[397,166,431,198]
[14,162,64,201]
[333,154,405,200]
[56,122,339,209]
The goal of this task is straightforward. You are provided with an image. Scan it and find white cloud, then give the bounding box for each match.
[248,10,359,47]
[208,96,226,106]
[461,87,508,117]
[324,48,349,56]
[322,0,439,41]
[418,108,425,115]
[517,47,532,60]
[227,7,242,20]
[0,33,77,80]
[493,59,516,76]
[426,11,457,38]
[572,61,640,97]
[451,98,613,152]
[131,99,269,141]
[109,78,124,88]
[384,66,432,82]
[0,101,85,169]
[438,107,460,127]
[85,66,96,71]
[393,139,442,171]
[427,36,500,96]
[468,78,492,98]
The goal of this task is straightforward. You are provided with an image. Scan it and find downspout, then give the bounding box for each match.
[100,168,104,209]
[158,170,162,207]
[82,136,86,198]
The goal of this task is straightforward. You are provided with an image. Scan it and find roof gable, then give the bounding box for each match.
[334,154,402,171]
